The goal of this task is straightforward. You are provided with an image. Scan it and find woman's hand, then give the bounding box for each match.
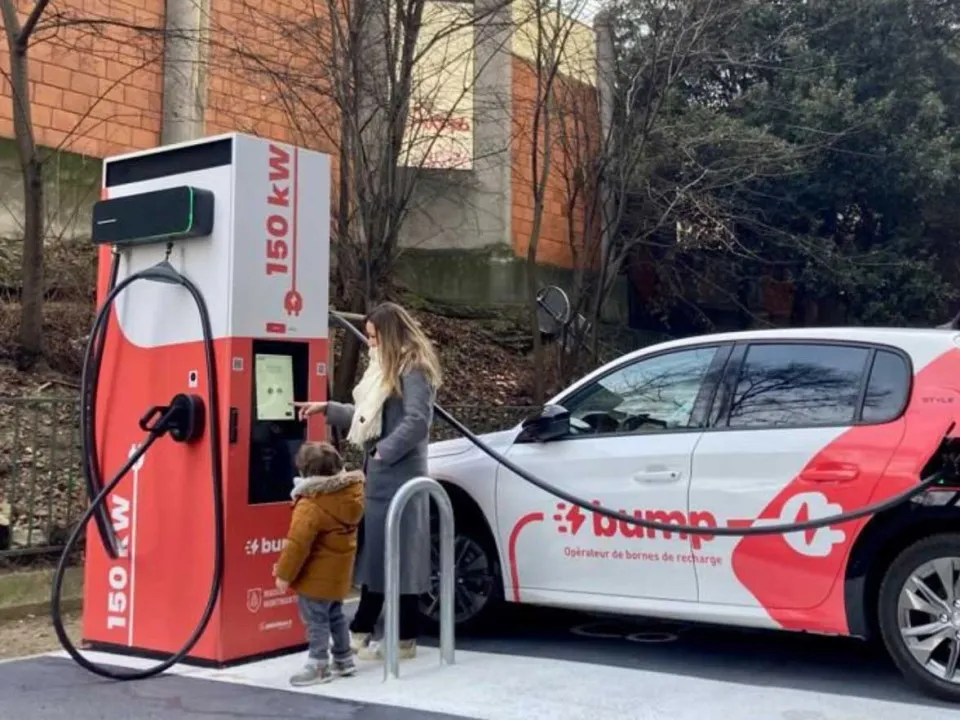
[292,401,327,421]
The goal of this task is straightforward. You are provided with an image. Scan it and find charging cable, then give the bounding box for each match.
[51,260,225,680]
[331,311,952,537]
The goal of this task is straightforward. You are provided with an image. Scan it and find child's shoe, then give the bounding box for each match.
[356,639,416,661]
[349,632,371,653]
[333,656,357,677]
[289,662,333,686]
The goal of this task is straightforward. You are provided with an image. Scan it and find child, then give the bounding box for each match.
[273,441,365,686]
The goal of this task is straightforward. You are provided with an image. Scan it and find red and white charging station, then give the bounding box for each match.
[81,133,331,665]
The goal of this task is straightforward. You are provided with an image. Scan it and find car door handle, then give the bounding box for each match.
[633,469,683,484]
[800,462,860,483]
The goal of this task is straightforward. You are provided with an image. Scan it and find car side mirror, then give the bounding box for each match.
[517,404,570,443]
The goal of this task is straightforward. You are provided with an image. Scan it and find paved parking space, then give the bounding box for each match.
[0,654,470,720]
[2,607,958,720]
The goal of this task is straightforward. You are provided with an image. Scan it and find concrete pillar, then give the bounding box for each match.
[395,0,514,252]
[471,0,514,249]
[160,0,210,145]
[593,10,615,270]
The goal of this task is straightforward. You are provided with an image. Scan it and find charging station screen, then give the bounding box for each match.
[254,353,296,421]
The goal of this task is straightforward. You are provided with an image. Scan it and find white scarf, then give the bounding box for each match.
[346,347,393,448]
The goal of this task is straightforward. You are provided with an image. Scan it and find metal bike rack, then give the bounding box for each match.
[383,476,456,680]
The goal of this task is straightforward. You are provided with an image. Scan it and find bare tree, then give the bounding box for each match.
[512,0,596,403]
[540,12,608,383]
[0,1,165,369]
[528,0,831,387]
[218,0,514,397]
[1,0,51,368]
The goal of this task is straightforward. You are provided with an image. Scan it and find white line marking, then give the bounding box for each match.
[127,444,144,647]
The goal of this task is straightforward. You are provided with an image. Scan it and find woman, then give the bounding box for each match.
[294,302,442,661]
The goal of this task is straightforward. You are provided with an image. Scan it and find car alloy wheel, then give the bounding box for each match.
[420,531,497,626]
[897,556,960,684]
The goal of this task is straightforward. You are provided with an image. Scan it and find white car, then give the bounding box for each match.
[423,326,960,702]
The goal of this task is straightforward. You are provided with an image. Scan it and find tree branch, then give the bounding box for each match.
[17,0,52,50]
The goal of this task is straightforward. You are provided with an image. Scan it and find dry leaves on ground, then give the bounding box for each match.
[0,610,81,660]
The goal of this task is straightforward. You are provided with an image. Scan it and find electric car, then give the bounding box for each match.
[422,326,960,702]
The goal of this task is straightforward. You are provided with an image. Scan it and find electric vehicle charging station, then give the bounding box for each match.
[74,133,331,667]
[34,130,960,705]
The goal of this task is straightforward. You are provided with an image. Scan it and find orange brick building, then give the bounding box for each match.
[511,54,601,269]
[0,0,600,274]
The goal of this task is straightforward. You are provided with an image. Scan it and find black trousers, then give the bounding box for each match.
[349,584,421,641]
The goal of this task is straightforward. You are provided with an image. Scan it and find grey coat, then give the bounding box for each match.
[324,368,435,595]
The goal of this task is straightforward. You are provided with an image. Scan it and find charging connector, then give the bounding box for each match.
[139,393,206,443]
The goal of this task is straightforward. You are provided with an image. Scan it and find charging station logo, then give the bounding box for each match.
[244,537,285,556]
[263,143,304,334]
[750,492,846,557]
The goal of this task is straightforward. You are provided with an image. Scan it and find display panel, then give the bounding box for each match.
[254,353,296,421]
[248,340,308,505]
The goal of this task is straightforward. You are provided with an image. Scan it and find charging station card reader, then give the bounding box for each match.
[247,339,308,505]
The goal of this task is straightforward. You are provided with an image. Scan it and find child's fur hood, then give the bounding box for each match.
[290,469,364,500]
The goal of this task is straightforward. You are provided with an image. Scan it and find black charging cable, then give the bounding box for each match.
[81,249,122,559]
[331,311,951,536]
[52,260,225,680]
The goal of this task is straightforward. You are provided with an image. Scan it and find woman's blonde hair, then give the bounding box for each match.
[365,302,442,395]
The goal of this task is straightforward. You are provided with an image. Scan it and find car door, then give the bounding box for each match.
[689,341,911,616]
[495,344,729,604]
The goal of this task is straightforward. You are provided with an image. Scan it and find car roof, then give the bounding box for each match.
[614,326,960,368]
[550,326,960,405]
[675,325,956,344]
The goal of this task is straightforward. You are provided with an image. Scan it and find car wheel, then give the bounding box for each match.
[419,518,502,634]
[878,533,960,702]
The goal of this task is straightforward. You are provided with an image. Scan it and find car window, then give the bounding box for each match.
[727,343,869,429]
[564,347,717,436]
[860,350,910,423]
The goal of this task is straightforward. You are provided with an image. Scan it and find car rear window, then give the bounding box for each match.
[727,343,870,428]
[859,350,911,423]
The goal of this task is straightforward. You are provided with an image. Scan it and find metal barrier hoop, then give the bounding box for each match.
[383,476,456,680]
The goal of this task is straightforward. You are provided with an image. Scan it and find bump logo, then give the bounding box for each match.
[244,537,285,556]
[751,492,846,558]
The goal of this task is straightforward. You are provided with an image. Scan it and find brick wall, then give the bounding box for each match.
[510,55,600,270]
[0,1,598,276]
[0,0,338,160]
[203,0,337,157]
[0,0,169,157]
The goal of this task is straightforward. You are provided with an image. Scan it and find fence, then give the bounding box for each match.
[0,396,532,560]
[0,396,84,561]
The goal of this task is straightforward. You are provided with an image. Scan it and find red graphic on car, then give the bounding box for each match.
[508,511,544,602]
[730,348,960,634]
[552,501,717,549]
[508,502,720,602]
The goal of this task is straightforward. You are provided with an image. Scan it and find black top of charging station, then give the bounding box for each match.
[92,186,215,247]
